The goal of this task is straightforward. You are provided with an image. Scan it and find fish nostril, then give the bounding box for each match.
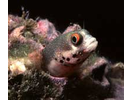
[55,58,57,61]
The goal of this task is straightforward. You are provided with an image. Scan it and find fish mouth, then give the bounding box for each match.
[83,37,98,53]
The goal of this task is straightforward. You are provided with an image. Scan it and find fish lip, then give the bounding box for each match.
[90,38,97,44]
[83,39,98,53]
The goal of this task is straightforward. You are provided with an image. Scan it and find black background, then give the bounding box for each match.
[8,0,124,62]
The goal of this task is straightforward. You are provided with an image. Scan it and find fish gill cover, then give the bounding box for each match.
[8,11,124,100]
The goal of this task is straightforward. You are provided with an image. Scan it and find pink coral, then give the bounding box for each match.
[33,19,59,42]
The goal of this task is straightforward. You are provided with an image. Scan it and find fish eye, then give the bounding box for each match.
[71,33,83,45]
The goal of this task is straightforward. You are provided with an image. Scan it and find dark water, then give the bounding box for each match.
[8,0,124,62]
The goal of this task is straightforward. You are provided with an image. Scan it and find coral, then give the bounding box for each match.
[8,69,61,100]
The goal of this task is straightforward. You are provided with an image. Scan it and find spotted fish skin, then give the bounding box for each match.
[42,29,98,77]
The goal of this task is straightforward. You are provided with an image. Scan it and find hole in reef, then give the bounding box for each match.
[91,64,107,82]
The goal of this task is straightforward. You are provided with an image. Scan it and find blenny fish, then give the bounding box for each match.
[42,29,98,77]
